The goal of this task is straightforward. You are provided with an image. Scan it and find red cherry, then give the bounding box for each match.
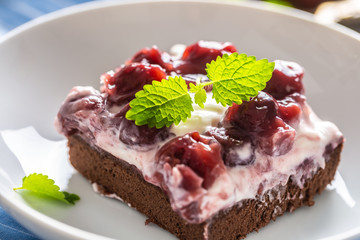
[128,46,174,72]
[206,127,255,167]
[175,41,237,74]
[102,63,167,104]
[57,88,104,136]
[156,132,225,189]
[264,60,304,99]
[223,91,279,134]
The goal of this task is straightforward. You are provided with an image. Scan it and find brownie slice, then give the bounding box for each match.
[68,135,342,240]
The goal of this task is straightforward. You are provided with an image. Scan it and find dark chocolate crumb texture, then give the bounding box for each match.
[56,41,344,239]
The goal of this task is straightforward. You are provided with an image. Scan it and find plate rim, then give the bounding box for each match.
[0,0,360,239]
[0,193,114,240]
[2,0,360,47]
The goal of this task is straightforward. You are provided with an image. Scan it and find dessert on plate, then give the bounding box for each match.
[55,41,343,239]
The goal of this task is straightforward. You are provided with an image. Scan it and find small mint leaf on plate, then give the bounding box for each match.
[14,173,80,205]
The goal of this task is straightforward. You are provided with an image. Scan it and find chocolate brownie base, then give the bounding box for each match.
[68,135,342,240]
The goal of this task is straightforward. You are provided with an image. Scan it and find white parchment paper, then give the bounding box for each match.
[1,127,74,190]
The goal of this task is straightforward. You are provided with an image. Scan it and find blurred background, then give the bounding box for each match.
[0,0,360,36]
[0,0,92,35]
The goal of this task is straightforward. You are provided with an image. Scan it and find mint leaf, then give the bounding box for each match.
[126,76,193,128]
[189,83,207,108]
[206,53,275,106]
[63,191,80,205]
[14,173,80,205]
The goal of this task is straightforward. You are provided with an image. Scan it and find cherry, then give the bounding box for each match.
[156,132,225,189]
[118,117,170,146]
[128,46,174,72]
[277,93,305,125]
[175,41,237,74]
[223,91,279,135]
[222,91,296,156]
[264,60,304,99]
[206,127,255,167]
[258,118,296,156]
[102,63,167,104]
[111,104,170,146]
[176,165,204,192]
[57,88,105,137]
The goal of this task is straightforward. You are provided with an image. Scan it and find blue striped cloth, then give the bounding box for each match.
[0,206,40,240]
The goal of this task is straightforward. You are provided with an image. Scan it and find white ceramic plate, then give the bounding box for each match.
[1,1,360,239]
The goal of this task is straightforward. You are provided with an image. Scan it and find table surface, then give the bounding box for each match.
[1,0,359,240]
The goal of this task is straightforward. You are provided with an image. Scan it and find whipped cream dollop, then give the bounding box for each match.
[171,93,227,136]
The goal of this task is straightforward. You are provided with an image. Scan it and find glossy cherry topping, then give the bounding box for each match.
[263,60,304,99]
[128,46,174,73]
[222,91,296,156]
[112,104,171,146]
[156,132,225,189]
[59,41,306,164]
[101,40,237,105]
[206,127,255,167]
[57,87,105,138]
[102,63,167,104]
[277,93,305,126]
[174,41,237,75]
[118,117,170,146]
[257,118,296,156]
[223,91,279,135]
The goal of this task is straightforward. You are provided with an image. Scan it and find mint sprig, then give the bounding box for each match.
[126,53,275,128]
[189,82,207,108]
[14,173,80,205]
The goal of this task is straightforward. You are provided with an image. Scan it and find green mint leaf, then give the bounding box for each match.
[189,83,207,108]
[63,191,80,205]
[126,76,193,128]
[206,53,275,106]
[14,173,80,205]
